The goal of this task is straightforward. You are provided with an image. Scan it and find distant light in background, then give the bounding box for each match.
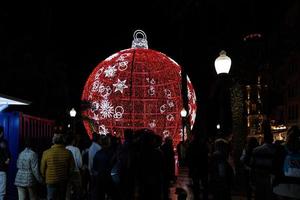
[69,108,77,117]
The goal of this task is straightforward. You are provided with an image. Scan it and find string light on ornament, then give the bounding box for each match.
[146,78,156,96]
[149,120,156,128]
[81,30,197,145]
[163,130,170,138]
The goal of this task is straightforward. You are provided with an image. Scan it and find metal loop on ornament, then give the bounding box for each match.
[132,30,148,49]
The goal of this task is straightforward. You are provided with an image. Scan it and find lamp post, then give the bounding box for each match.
[181,108,187,141]
[214,50,232,137]
[69,108,77,135]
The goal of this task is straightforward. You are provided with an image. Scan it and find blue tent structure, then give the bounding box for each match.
[0,94,54,199]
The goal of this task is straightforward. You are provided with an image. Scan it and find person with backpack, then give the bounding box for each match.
[273,126,300,199]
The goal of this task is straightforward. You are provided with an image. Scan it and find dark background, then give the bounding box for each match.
[0,0,299,133]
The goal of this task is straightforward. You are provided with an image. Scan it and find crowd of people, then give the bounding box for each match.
[1,127,176,200]
[183,121,300,200]
[0,122,300,200]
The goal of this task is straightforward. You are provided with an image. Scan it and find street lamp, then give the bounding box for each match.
[69,108,77,134]
[181,108,187,141]
[213,50,232,137]
[214,50,231,74]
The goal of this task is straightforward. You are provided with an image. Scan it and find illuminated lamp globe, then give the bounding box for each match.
[214,50,231,74]
[181,108,187,117]
[70,108,77,118]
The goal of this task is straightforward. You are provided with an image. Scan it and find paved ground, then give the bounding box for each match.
[170,167,247,200]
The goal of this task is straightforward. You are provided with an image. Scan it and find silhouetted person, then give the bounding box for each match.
[240,137,259,200]
[117,129,135,200]
[15,138,43,200]
[186,135,208,200]
[93,135,118,200]
[80,136,91,199]
[0,126,10,200]
[250,120,276,200]
[65,134,82,200]
[177,141,186,167]
[41,134,75,200]
[210,138,234,200]
[138,129,164,200]
[161,136,175,200]
[273,126,300,199]
[88,132,101,200]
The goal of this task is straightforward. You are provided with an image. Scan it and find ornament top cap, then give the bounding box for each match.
[131,30,148,49]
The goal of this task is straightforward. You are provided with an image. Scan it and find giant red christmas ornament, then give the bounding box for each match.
[82,30,197,145]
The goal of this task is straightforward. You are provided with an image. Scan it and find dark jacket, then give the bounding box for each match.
[0,138,10,172]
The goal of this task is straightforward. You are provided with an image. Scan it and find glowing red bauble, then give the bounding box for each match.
[82,35,196,145]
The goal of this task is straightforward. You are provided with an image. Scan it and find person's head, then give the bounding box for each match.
[214,138,230,157]
[286,126,300,153]
[124,129,133,141]
[164,136,173,146]
[92,132,99,143]
[246,137,259,151]
[0,126,4,139]
[262,120,273,144]
[64,134,75,146]
[100,135,111,149]
[52,133,65,145]
[0,141,7,149]
[24,138,34,149]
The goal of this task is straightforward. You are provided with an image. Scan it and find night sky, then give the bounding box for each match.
[0,1,299,132]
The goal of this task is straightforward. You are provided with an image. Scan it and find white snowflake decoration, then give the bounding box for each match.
[98,125,109,135]
[104,65,117,78]
[99,100,114,118]
[113,79,128,93]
